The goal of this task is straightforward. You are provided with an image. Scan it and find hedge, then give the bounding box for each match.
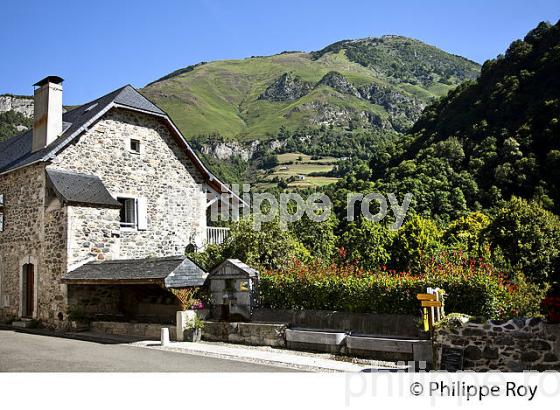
[258,256,546,319]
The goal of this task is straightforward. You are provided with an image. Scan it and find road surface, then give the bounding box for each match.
[0,329,295,372]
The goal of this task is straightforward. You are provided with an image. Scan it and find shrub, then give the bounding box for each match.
[486,196,560,285]
[259,253,546,319]
[541,295,560,323]
[188,216,310,271]
[391,214,443,272]
[338,219,395,268]
[443,211,491,255]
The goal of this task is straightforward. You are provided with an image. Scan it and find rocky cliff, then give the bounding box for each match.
[0,95,34,118]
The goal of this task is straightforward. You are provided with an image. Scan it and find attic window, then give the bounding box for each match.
[129,139,141,154]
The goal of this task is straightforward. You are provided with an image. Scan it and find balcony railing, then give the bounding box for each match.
[206,226,230,245]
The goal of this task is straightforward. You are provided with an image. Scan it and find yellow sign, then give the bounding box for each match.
[421,300,442,308]
[239,281,249,291]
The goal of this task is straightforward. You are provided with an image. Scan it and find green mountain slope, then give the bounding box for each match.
[141,36,480,141]
[377,21,560,219]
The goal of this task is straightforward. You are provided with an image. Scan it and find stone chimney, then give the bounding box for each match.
[32,76,63,152]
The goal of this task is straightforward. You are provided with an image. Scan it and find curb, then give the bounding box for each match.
[134,342,368,372]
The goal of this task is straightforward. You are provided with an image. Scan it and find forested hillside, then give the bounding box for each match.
[375,21,560,220]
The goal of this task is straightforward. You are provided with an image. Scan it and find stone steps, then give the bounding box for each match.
[11,319,34,328]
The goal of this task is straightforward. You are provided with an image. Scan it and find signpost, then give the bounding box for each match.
[416,290,444,332]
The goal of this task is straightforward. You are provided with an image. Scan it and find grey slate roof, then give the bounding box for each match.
[63,256,207,288]
[0,85,163,175]
[208,259,259,279]
[0,83,247,206]
[46,168,121,207]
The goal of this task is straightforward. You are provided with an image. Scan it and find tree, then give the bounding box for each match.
[486,197,560,285]
[189,216,310,271]
[290,213,337,260]
[444,211,491,256]
[392,215,443,272]
[338,219,394,269]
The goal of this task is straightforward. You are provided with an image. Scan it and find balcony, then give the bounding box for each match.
[206,226,230,245]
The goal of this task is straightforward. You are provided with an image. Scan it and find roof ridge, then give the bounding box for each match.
[112,84,165,115]
[89,255,186,264]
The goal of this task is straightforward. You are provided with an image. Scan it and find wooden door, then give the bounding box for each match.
[22,264,34,318]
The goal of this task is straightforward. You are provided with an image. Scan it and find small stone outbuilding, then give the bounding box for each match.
[207,259,259,322]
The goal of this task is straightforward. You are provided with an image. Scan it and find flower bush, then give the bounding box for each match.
[259,252,547,319]
[541,295,560,323]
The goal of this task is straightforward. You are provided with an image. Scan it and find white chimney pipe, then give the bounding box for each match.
[32,76,63,152]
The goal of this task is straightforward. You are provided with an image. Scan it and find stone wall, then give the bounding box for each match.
[434,315,560,371]
[0,164,71,325]
[52,107,207,261]
[202,321,287,347]
[91,320,177,340]
[67,285,121,317]
[66,206,120,267]
[0,164,47,321]
[252,309,423,338]
[40,206,69,323]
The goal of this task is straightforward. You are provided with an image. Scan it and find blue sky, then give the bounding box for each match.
[1,0,558,104]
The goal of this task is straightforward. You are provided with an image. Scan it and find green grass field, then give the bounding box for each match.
[257,152,341,189]
[141,38,479,141]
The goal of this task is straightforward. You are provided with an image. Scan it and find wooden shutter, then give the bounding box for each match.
[137,197,148,230]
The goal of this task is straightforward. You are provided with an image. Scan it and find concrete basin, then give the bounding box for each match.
[285,328,347,354]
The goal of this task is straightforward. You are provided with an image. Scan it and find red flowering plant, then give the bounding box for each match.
[541,295,560,323]
[258,251,547,320]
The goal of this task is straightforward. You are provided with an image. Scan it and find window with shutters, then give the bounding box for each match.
[117,196,147,230]
[118,197,137,228]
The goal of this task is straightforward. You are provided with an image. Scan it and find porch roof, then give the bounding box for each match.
[62,256,207,288]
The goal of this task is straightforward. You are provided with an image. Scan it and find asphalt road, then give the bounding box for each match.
[0,329,294,372]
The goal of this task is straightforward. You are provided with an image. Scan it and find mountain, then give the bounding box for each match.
[0,95,33,141]
[376,21,560,219]
[141,36,480,141]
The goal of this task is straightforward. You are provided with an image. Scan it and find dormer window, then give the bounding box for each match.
[129,138,141,154]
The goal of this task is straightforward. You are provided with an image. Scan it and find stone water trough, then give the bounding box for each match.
[285,328,432,363]
[286,328,347,354]
[346,334,432,362]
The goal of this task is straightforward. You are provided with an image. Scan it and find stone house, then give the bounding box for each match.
[0,76,241,327]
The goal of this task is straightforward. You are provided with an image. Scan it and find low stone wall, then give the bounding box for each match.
[202,321,286,347]
[252,308,423,338]
[91,321,176,340]
[434,316,560,371]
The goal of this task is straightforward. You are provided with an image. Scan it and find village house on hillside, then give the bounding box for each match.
[0,76,241,327]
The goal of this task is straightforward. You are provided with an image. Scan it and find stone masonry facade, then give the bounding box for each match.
[0,107,208,327]
[434,315,560,371]
[52,108,207,265]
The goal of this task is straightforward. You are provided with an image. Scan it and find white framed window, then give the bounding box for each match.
[129,138,141,155]
[117,196,147,230]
